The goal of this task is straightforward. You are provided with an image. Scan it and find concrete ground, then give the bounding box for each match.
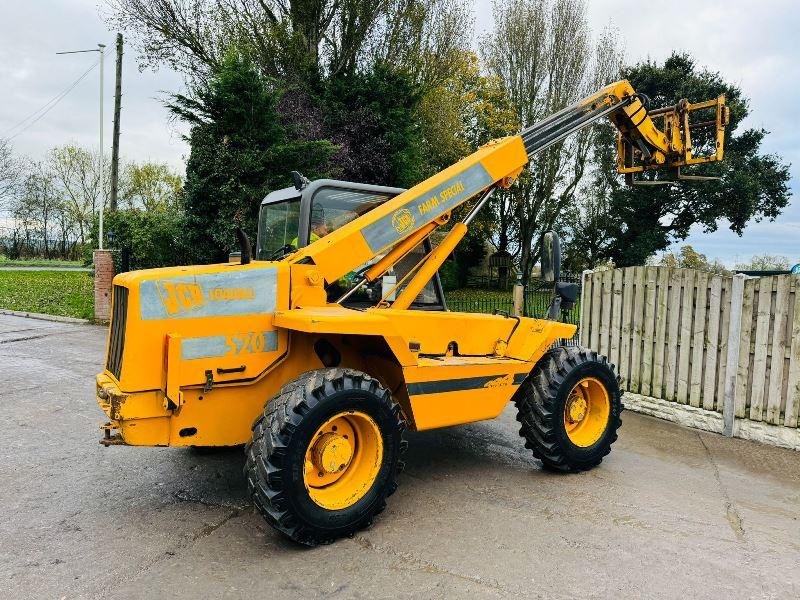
[1,313,799,600]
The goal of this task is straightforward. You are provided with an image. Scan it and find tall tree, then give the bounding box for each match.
[482,0,620,283]
[562,29,622,272]
[106,0,475,195]
[372,0,473,89]
[322,63,425,187]
[47,145,106,245]
[10,162,65,258]
[118,161,183,211]
[602,53,791,266]
[415,51,518,177]
[168,50,336,262]
[106,0,472,82]
[412,50,519,286]
[0,139,21,202]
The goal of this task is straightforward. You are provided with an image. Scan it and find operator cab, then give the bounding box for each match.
[257,178,447,310]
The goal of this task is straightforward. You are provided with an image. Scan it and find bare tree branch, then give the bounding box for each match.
[482,0,620,282]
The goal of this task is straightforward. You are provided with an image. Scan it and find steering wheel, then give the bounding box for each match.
[269,244,297,261]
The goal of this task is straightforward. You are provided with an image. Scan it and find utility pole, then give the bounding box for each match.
[109,33,123,212]
[99,43,105,248]
[57,42,107,249]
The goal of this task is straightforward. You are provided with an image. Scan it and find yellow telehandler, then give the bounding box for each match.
[96,80,728,545]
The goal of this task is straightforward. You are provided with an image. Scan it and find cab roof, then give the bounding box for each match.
[260,186,300,206]
[260,179,405,206]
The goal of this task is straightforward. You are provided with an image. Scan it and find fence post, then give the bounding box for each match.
[512,273,524,316]
[722,273,746,437]
[579,269,592,347]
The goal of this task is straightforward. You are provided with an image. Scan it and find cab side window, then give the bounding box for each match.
[256,198,301,260]
[309,188,390,242]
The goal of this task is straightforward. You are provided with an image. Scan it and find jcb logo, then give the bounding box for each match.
[156,281,205,317]
[391,208,415,235]
[140,268,276,321]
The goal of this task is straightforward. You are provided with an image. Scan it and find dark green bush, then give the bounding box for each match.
[87,208,190,270]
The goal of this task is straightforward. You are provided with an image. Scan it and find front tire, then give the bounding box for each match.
[514,346,623,472]
[245,368,405,546]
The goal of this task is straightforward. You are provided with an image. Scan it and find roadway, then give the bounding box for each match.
[1,313,798,599]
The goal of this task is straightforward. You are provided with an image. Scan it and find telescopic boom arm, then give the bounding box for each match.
[288,79,728,301]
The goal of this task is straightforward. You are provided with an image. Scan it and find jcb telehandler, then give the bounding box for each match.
[96,80,728,545]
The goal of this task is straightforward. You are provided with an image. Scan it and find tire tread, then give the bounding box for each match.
[514,346,623,472]
[244,368,405,546]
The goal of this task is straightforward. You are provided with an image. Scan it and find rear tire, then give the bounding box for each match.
[244,368,405,546]
[514,346,623,472]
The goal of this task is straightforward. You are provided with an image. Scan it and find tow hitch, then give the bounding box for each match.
[99,422,124,446]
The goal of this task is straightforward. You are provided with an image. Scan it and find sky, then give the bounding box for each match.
[0,0,798,266]
[0,1,188,171]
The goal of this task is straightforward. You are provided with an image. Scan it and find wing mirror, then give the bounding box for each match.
[236,227,252,265]
[541,232,561,283]
[556,282,579,311]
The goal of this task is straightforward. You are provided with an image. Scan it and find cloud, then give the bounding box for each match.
[674,221,800,267]
[0,0,188,173]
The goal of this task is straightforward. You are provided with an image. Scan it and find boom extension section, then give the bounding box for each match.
[289,79,729,299]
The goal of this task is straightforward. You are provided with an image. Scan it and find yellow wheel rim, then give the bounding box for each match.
[564,377,610,447]
[303,411,383,510]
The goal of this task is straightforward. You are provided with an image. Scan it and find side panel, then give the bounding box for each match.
[367,308,519,356]
[101,332,405,446]
[399,317,576,430]
[110,262,289,393]
[402,357,532,430]
[504,317,577,361]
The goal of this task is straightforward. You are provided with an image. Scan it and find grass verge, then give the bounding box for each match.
[0,256,84,268]
[0,270,93,319]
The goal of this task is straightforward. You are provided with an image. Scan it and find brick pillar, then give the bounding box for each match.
[94,249,115,321]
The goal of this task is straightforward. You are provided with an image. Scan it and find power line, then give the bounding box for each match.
[2,58,100,140]
[1,56,102,141]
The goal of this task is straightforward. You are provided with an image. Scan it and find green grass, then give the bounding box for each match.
[445,287,515,314]
[445,288,513,303]
[0,256,84,268]
[0,270,94,319]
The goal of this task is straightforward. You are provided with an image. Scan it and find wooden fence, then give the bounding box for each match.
[580,267,800,449]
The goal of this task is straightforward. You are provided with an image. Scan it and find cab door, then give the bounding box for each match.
[300,180,447,311]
